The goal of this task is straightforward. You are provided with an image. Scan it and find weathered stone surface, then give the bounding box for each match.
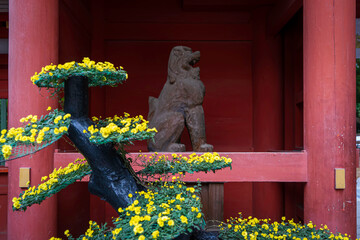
[148,46,213,152]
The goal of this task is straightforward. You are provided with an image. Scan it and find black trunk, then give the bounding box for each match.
[63,75,144,211]
[63,76,217,240]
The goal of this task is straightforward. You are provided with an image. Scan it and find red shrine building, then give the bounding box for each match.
[0,0,358,239]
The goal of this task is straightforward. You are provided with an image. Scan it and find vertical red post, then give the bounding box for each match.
[252,7,284,221]
[8,0,58,239]
[304,0,356,237]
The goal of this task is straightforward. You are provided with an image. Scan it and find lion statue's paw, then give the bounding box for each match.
[168,143,186,152]
[197,143,214,152]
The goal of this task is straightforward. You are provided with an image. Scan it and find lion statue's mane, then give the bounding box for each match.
[147,46,213,152]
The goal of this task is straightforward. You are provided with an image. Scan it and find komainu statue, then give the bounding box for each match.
[148,46,213,152]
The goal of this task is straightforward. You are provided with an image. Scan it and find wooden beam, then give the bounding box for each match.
[54,151,308,182]
[268,0,303,35]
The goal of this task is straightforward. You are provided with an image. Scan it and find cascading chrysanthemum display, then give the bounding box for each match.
[31,57,128,89]
[0,108,71,162]
[7,58,233,240]
[86,113,157,145]
[7,57,354,240]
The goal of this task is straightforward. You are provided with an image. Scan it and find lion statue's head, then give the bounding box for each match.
[167,46,200,84]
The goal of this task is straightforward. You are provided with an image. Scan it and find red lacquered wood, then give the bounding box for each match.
[304,0,356,237]
[252,6,285,222]
[8,0,59,239]
[54,151,308,182]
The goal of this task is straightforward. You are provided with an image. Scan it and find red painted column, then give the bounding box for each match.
[304,0,356,237]
[252,7,284,221]
[8,1,58,239]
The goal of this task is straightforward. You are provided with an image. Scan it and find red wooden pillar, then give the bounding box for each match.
[252,7,284,221]
[8,1,58,239]
[304,0,356,237]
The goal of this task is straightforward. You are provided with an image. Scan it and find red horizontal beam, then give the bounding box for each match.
[54,151,307,182]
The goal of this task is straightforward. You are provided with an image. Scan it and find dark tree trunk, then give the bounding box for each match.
[63,75,144,211]
[63,76,217,240]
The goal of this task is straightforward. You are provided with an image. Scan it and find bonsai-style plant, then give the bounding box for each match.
[3,58,355,240]
[3,57,232,240]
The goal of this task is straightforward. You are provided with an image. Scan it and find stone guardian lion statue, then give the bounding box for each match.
[147,46,213,152]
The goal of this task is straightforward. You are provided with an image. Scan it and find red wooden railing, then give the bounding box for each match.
[54,150,308,183]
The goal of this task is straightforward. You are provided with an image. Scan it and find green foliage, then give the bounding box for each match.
[12,159,91,211]
[32,58,127,91]
[60,179,204,240]
[0,108,71,162]
[87,114,157,145]
[14,151,234,240]
[218,215,352,240]
[137,152,232,177]
[13,152,233,214]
